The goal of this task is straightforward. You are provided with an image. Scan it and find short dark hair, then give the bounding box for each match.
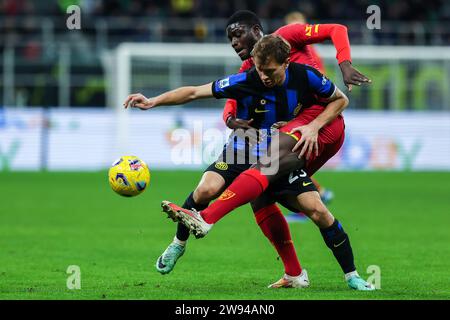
[226,10,263,30]
[251,34,291,65]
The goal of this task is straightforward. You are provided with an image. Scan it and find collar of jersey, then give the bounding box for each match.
[281,68,289,88]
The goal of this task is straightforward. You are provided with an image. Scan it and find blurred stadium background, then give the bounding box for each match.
[1,0,449,300]
[0,0,449,170]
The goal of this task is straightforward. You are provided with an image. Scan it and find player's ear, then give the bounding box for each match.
[284,57,290,69]
[251,24,263,37]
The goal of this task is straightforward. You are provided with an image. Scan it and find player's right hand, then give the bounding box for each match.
[339,60,372,91]
[123,93,155,110]
[227,117,265,146]
[226,117,255,130]
[290,123,320,160]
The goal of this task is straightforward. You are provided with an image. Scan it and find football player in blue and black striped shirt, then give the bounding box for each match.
[125,35,374,290]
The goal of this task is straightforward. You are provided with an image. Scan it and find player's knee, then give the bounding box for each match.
[194,182,222,203]
[304,202,333,227]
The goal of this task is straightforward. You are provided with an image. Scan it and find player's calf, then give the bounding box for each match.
[319,219,357,277]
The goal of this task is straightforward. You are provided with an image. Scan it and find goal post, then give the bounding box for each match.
[112,43,240,154]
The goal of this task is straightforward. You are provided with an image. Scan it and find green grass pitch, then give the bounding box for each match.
[1,170,449,300]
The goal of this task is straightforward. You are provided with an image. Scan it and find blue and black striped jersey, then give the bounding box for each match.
[212,62,336,131]
[211,62,336,157]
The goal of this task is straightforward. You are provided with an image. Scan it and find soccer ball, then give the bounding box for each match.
[108,156,151,197]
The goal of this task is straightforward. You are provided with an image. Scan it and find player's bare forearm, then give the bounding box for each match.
[153,84,213,106]
[124,83,213,109]
[310,88,349,130]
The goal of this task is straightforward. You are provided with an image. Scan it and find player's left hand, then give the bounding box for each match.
[290,123,320,160]
[123,93,155,110]
[339,60,371,91]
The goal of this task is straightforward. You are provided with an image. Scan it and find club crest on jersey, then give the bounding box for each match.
[322,76,328,85]
[260,99,266,105]
[214,161,228,171]
[218,78,230,89]
[218,189,235,201]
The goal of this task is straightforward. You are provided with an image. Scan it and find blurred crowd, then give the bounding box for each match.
[1,0,448,108]
[1,0,448,49]
[0,0,448,22]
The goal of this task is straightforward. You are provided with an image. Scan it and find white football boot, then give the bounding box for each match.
[161,201,213,238]
[268,269,310,288]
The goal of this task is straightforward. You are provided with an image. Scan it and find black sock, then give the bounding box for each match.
[320,219,356,274]
[176,192,208,241]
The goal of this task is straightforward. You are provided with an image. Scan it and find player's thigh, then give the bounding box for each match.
[279,115,345,176]
[195,161,250,203]
[294,191,324,213]
[276,191,322,213]
[250,191,277,213]
[271,168,333,226]
[193,171,227,203]
[254,132,304,180]
[284,191,334,227]
[306,130,345,176]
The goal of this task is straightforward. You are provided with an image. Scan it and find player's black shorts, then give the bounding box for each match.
[205,155,317,207]
[265,168,317,212]
[204,160,251,186]
[204,144,255,186]
[267,168,317,197]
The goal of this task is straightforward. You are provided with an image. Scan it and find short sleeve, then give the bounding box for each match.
[305,66,336,98]
[212,72,248,99]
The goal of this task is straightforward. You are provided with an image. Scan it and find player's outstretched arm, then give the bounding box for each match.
[315,24,371,90]
[291,87,349,159]
[339,61,371,91]
[279,23,371,90]
[307,24,371,90]
[123,83,213,110]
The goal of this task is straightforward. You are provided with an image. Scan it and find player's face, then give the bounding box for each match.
[226,23,261,60]
[254,57,289,88]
